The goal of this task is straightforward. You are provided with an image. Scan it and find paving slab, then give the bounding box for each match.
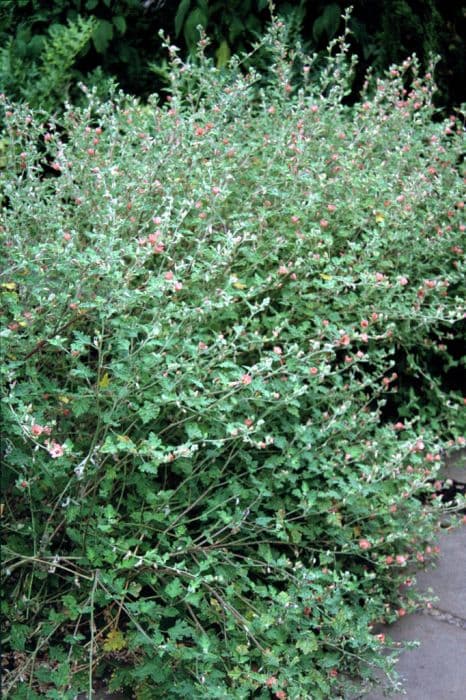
[439,447,466,482]
[357,519,466,699]
[414,525,466,619]
[360,613,466,699]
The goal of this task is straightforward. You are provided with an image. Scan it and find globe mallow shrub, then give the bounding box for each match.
[1,22,465,700]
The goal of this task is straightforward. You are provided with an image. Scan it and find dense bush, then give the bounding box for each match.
[1,20,465,699]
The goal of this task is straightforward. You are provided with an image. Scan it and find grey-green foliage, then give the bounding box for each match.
[0,15,96,111]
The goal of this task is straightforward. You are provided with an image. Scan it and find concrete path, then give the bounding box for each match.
[359,448,466,699]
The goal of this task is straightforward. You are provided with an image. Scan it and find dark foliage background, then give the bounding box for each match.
[1,0,464,112]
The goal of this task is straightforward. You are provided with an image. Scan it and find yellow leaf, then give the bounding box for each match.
[353,525,361,537]
[232,282,247,290]
[117,434,131,442]
[216,40,231,69]
[102,629,127,652]
[1,282,17,291]
[98,372,110,389]
[375,213,384,223]
[319,273,332,280]
[58,395,70,404]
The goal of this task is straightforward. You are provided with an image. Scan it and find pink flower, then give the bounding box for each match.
[375,272,385,282]
[359,539,371,550]
[309,367,318,375]
[173,281,183,291]
[385,555,394,565]
[148,232,160,244]
[47,441,64,459]
[241,374,252,385]
[360,333,368,342]
[273,346,282,355]
[31,424,44,436]
[376,633,385,643]
[394,421,405,430]
[244,418,253,427]
[360,319,369,328]
[396,554,407,565]
[291,215,299,224]
[164,271,174,280]
[327,204,336,212]
[198,341,208,350]
[371,312,378,321]
[339,334,350,346]
[278,265,289,275]
[397,608,406,617]
[319,219,329,228]
[212,186,221,195]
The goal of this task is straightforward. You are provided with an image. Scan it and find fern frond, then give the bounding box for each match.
[34,15,97,110]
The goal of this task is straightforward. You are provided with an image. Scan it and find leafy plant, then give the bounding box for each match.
[1,15,465,699]
[0,15,97,111]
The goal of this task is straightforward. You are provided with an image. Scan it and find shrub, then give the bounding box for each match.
[1,19,465,699]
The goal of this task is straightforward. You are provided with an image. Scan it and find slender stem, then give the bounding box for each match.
[89,569,99,699]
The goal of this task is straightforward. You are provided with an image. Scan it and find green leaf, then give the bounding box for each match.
[296,634,318,654]
[165,578,183,598]
[185,422,203,439]
[168,619,193,640]
[11,624,29,651]
[312,3,341,43]
[112,16,127,35]
[139,459,162,475]
[92,19,114,53]
[228,16,245,43]
[183,8,207,50]
[175,0,191,37]
[138,401,160,424]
